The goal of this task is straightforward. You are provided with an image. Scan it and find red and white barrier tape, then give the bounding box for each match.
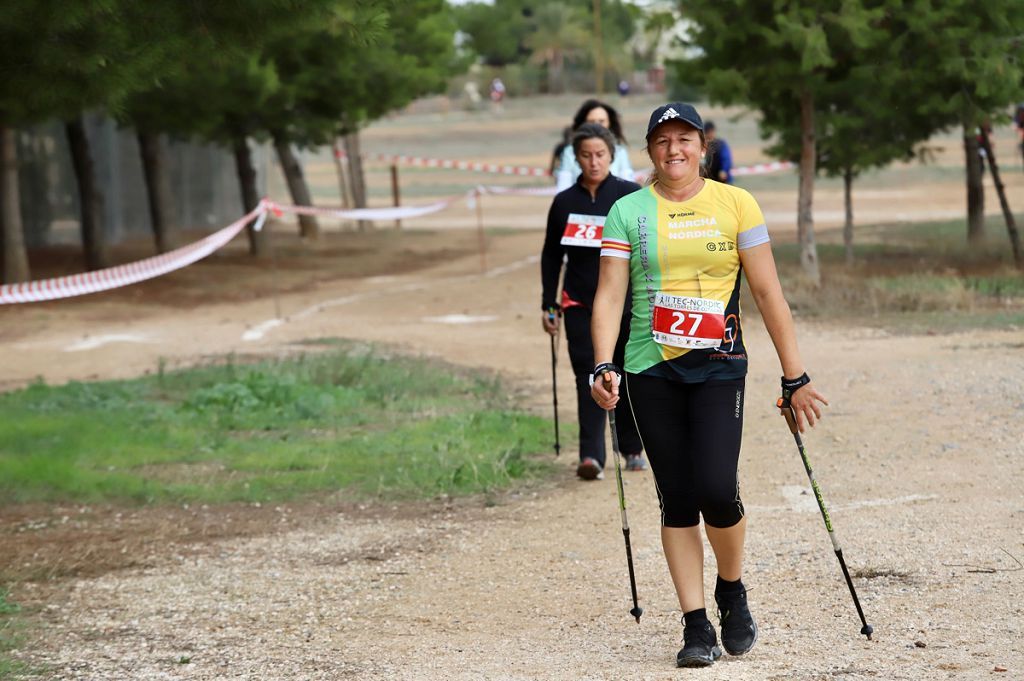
[267,185,556,222]
[633,161,795,184]
[0,186,557,305]
[477,184,557,197]
[0,204,266,305]
[340,148,795,181]
[732,160,795,177]
[337,148,550,178]
[266,196,463,221]
[1,158,794,305]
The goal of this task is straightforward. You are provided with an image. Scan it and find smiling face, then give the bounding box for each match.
[585,106,610,130]
[646,120,706,185]
[576,137,613,186]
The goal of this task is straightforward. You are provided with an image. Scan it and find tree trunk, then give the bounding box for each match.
[272,133,319,240]
[0,180,4,275]
[592,0,604,94]
[978,128,1022,269]
[343,131,371,231]
[137,130,174,254]
[964,125,985,246]
[65,116,109,270]
[843,166,854,266]
[0,125,30,283]
[552,51,564,94]
[797,90,821,285]
[234,136,267,257]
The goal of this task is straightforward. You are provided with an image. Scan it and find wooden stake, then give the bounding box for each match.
[332,139,352,209]
[268,218,282,320]
[979,128,1022,269]
[390,164,402,230]
[475,188,487,273]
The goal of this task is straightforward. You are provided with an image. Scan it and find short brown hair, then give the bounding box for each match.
[571,123,617,161]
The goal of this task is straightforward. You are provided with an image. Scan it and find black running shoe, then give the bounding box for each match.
[715,586,758,656]
[676,620,722,668]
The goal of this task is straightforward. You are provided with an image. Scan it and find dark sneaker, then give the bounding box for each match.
[576,457,604,481]
[625,454,647,471]
[676,620,722,668]
[715,586,758,656]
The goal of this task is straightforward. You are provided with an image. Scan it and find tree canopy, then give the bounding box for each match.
[453,0,640,92]
[676,0,1024,279]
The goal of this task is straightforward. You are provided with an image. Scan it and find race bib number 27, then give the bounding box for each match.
[560,213,604,248]
[651,293,725,349]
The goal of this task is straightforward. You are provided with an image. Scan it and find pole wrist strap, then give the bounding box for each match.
[780,372,811,404]
[590,362,622,387]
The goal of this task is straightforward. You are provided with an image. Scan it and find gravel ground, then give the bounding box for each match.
[4,231,1023,680]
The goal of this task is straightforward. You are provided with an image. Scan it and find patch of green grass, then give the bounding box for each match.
[765,214,1024,333]
[0,588,27,679]
[0,343,556,505]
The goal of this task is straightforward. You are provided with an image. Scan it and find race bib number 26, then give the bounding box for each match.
[560,213,605,248]
[651,293,726,349]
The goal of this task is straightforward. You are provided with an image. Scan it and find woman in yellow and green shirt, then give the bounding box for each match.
[590,102,828,668]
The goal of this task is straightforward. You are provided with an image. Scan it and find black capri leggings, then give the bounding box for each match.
[625,373,746,529]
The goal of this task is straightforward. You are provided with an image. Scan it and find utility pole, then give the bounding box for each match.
[593,0,604,94]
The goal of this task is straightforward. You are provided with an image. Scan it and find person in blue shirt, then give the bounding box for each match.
[555,99,634,191]
[704,121,733,184]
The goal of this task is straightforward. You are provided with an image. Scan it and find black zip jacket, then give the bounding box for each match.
[540,174,641,311]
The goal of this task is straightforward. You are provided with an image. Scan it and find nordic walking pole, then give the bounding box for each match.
[603,371,643,624]
[777,393,873,640]
[547,308,561,457]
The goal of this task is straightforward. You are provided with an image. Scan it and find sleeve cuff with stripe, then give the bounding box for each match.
[600,238,631,259]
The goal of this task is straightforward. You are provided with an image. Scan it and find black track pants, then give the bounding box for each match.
[625,373,746,528]
[562,306,642,468]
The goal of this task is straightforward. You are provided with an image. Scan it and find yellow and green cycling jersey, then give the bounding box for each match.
[601,180,770,382]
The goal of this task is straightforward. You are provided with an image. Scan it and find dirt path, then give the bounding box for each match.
[5,231,1024,679]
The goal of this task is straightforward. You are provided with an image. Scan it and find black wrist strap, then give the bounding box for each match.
[780,372,810,403]
[593,362,621,380]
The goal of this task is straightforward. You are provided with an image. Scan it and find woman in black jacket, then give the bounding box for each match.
[540,123,646,480]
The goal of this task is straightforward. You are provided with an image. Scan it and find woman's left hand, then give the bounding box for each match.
[786,381,829,433]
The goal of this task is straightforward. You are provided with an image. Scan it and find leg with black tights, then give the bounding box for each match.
[563,306,607,467]
[625,373,747,614]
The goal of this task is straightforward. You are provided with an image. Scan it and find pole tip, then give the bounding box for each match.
[630,606,643,624]
[861,623,874,640]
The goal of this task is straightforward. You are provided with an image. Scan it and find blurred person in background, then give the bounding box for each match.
[976,121,994,175]
[555,99,634,191]
[704,121,733,184]
[489,76,506,113]
[541,123,647,481]
[549,126,573,176]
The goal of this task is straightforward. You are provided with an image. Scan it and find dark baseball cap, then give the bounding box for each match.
[645,102,704,138]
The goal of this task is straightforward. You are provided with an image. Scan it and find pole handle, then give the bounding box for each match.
[776,396,799,434]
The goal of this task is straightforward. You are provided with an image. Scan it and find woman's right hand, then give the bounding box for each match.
[542,310,560,336]
[590,371,620,411]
